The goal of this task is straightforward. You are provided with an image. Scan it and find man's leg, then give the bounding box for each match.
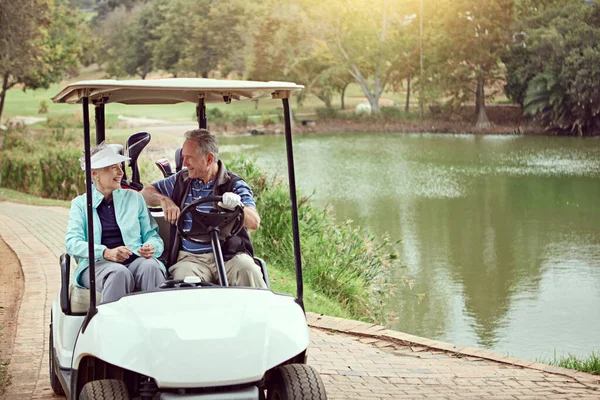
[225,253,267,288]
[169,251,215,282]
[81,260,134,303]
[128,257,165,292]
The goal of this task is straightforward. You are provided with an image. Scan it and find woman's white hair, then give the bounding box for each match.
[79,141,107,171]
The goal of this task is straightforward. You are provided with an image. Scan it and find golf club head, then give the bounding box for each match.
[175,147,183,173]
[155,158,173,177]
[125,132,151,184]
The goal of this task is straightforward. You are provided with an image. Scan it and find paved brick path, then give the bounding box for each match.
[0,201,599,399]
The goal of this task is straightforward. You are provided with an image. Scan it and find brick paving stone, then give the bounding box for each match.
[1,201,600,399]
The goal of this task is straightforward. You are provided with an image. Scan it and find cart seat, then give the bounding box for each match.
[69,285,102,314]
[60,254,102,315]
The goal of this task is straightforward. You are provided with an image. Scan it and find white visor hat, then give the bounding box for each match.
[82,146,131,170]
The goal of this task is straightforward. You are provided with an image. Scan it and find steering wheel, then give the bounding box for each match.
[176,196,244,244]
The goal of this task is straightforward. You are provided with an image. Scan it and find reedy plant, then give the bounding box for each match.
[226,155,401,324]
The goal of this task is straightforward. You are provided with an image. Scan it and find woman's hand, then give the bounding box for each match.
[138,243,155,259]
[103,246,133,263]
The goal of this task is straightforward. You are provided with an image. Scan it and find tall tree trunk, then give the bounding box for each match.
[475,77,492,129]
[202,71,209,78]
[340,83,348,110]
[316,93,333,109]
[405,74,411,113]
[0,73,10,124]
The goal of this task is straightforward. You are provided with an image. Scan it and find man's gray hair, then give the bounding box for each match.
[79,141,107,170]
[184,129,219,161]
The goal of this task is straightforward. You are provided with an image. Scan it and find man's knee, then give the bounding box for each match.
[170,261,204,281]
[227,254,266,288]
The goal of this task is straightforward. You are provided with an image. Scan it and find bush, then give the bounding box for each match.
[379,106,403,120]
[231,113,248,128]
[206,107,231,125]
[226,155,399,323]
[38,100,49,114]
[0,126,83,200]
[316,107,339,120]
[0,146,84,200]
[262,117,276,127]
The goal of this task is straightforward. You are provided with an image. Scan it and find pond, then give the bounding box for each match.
[219,132,600,362]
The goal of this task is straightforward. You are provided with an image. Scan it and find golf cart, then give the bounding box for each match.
[49,79,327,399]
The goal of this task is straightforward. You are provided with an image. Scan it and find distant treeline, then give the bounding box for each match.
[2,0,599,135]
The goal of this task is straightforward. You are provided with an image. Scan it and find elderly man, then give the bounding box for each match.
[142,129,266,288]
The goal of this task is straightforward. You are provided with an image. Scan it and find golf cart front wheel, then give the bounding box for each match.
[268,364,327,400]
[49,323,65,395]
[80,379,130,400]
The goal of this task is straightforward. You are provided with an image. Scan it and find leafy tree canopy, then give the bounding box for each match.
[0,0,86,121]
[504,2,600,135]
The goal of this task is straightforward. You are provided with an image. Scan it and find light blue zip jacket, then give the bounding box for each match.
[65,185,165,287]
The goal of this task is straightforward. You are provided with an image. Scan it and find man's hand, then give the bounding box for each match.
[161,197,181,224]
[218,192,243,210]
[138,243,155,259]
[104,246,133,263]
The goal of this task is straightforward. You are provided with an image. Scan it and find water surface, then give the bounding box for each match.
[220,132,600,361]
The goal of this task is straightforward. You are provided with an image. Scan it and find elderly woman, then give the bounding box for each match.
[66,143,165,303]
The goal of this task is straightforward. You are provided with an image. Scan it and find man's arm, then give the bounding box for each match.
[243,206,260,231]
[141,185,181,224]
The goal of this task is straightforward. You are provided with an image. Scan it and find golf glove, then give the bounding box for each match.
[218,192,243,210]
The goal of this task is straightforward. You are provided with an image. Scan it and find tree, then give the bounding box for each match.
[94,0,144,21]
[249,10,342,109]
[306,0,417,114]
[505,3,600,135]
[0,0,85,122]
[427,0,514,129]
[103,4,160,79]
[157,0,248,78]
[152,0,184,77]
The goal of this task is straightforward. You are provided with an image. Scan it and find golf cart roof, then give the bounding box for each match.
[51,78,304,105]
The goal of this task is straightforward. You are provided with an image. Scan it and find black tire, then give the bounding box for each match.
[49,324,65,396]
[267,364,327,400]
[80,379,130,400]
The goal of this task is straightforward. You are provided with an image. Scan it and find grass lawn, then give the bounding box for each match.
[0,187,71,207]
[547,351,600,375]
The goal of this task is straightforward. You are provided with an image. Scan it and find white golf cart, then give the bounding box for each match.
[49,79,327,399]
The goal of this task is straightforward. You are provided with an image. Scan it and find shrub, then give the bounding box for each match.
[231,113,248,128]
[0,126,83,200]
[206,107,231,125]
[226,155,400,323]
[38,100,49,114]
[379,105,403,120]
[316,107,339,120]
[263,117,276,127]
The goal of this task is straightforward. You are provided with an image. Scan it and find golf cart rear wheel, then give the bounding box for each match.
[268,364,327,400]
[49,324,65,395]
[80,379,130,400]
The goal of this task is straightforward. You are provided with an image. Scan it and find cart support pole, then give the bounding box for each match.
[210,229,229,287]
[282,98,304,310]
[82,96,98,333]
[94,103,105,145]
[197,97,207,129]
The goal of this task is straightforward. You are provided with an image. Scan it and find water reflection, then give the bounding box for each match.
[219,133,600,360]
